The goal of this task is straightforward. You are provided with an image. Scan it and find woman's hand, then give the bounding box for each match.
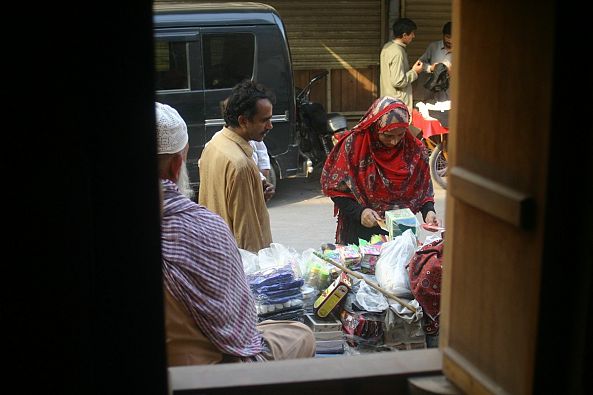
[361,208,381,228]
[424,211,441,227]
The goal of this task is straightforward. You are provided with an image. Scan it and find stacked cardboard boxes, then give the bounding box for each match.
[385,208,419,240]
[304,313,345,355]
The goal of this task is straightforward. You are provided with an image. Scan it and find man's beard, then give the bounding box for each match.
[177,160,195,200]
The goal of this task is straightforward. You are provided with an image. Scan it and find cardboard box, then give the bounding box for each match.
[313,272,351,318]
[303,313,342,332]
[385,208,419,239]
[314,330,344,341]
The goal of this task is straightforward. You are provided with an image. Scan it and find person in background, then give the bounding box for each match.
[380,18,424,115]
[205,99,275,191]
[198,80,275,253]
[251,139,272,180]
[156,101,315,365]
[321,97,441,245]
[419,21,452,102]
[201,133,272,184]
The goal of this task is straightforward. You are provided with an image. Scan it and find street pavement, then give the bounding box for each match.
[267,172,446,253]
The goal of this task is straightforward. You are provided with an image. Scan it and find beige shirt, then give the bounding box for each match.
[164,288,316,366]
[380,40,418,113]
[164,288,225,366]
[198,127,272,253]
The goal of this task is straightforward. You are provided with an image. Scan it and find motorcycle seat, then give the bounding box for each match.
[327,113,348,132]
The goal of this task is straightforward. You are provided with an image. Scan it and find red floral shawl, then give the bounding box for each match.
[321,97,434,219]
[408,238,444,335]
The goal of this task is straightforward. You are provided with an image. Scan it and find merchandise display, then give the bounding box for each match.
[238,233,443,357]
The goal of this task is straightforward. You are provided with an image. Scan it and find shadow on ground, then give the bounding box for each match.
[267,167,325,208]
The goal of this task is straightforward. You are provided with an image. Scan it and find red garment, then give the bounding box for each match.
[408,239,443,335]
[321,97,434,236]
[412,109,448,138]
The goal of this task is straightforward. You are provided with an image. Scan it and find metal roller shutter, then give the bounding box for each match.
[267,0,382,69]
[402,0,452,65]
[161,0,384,70]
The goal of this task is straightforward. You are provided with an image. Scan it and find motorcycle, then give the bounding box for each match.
[296,71,348,171]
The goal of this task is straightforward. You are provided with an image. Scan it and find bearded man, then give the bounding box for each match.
[155,102,315,366]
[156,102,193,200]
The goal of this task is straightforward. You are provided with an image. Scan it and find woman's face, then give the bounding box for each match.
[378,127,407,147]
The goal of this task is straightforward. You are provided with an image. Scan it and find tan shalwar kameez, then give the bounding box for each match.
[198,127,272,253]
[379,40,418,114]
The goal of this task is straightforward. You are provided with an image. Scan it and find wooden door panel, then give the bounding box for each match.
[441,1,554,394]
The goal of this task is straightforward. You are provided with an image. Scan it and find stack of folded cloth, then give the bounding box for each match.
[247,265,305,322]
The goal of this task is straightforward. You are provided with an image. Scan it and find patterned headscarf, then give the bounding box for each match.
[321,97,434,229]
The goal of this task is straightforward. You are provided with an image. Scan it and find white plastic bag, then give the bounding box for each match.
[356,280,389,312]
[239,248,260,275]
[375,229,417,297]
[300,248,323,279]
[257,243,303,277]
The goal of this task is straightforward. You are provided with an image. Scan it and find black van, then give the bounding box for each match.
[153,2,303,191]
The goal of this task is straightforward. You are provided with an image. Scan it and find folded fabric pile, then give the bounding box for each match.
[246,265,305,322]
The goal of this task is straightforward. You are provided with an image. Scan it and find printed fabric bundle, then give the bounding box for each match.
[407,239,444,335]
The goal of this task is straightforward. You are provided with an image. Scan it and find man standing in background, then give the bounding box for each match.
[198,80,275,253]
[419,21,453,102]
[380,17,424,114]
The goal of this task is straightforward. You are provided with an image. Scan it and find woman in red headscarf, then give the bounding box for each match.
[321,97,440,244]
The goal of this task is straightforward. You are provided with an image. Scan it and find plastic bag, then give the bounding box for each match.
[383,305,425,348]
[423,63,450,92]
[258,243,302,276]
[302,249,338,291]
[301,248,325,280]
[355,280,389,312]
[239,248,260,275]
[340,308,386,349]
[389,299,423,323]
[375,229,417,297]
[246,265,297,290]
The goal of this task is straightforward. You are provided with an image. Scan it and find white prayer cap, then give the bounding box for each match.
[155,102,188,154]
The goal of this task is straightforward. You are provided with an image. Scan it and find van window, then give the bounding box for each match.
[203,33,255,90]
[154,41,189,91]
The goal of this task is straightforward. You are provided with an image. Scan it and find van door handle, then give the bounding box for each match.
[154,32,199,41]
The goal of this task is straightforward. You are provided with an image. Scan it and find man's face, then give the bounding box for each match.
[443,34,452,50]
[243,99,273,142]
[402,31,416,45]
